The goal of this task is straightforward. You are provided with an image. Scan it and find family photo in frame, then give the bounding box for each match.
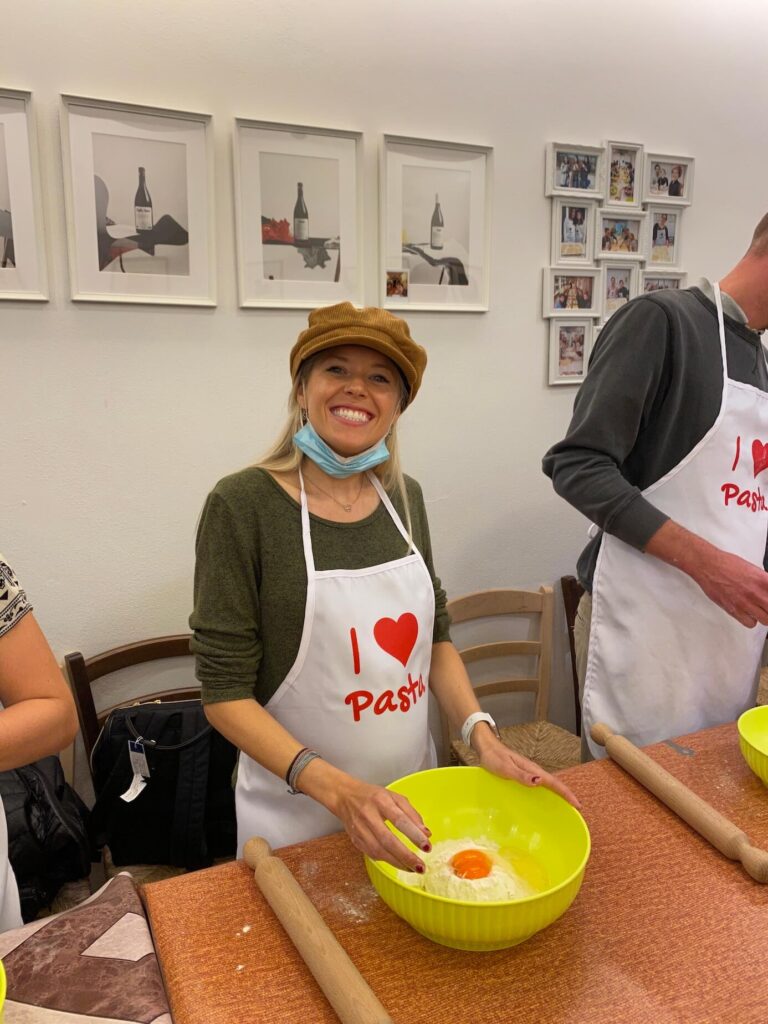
[551,198,595,265]
[647,206,681,265]
[602,263,638,320]
[644,153,694,206]
[549,319,593,385]
[544,267,600,317]
[605,140,644,209]
[545,142,604,199]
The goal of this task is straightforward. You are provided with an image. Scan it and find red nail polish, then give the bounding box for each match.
[415,864,425,874]
[421,843,431,853]
[531,775,541,784]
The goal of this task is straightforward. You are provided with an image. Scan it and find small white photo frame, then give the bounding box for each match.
[549,318,593,385]
[543,267,601,318]
[601,263,639,322]
[545,143,604,200]
[61,95,215,305]
[551,198,597,266]
[595,209,647,262]
[604,140,644,210]
[641,269,688,294]
[0,89,48,301]
[644,153,694,206]
[645,205,682,266]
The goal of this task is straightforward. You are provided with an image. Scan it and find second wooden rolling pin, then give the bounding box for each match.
[591,722,768,883]
[243,837,394,1024]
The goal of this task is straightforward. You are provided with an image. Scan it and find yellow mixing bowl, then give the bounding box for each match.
[738,706,768,785]
[365,766,590,951]
[0,957,6,1012]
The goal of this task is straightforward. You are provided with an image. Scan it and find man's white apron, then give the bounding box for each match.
[235,471,436,854]
[583,284,768,758]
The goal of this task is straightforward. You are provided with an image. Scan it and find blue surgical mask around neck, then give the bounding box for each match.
[293,419,391,478]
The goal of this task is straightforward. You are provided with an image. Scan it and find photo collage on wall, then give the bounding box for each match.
[543,140,694,385]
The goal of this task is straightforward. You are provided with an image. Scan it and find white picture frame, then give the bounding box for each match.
[604,140,644,210]
[601,262,639,322]
[549,318,593,385]
[234,119,363,308]
[551,197,597,266]
[60,95,215,305]
[645,205,682,266]
[643,153,694,206]
[641,269,688,294]
[0,88,48,301]
[545,142,604,200]
[595,209,647,262]
[543,267,600,318]
[381,134,492,311]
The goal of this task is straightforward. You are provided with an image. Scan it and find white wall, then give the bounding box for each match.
[4,0,768,738]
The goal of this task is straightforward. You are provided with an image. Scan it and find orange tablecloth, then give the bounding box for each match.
[142,724,768,1024]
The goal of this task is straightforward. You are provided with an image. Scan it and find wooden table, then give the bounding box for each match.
[142,724,768,1024]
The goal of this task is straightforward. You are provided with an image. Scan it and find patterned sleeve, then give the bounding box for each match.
[0,554,33,639]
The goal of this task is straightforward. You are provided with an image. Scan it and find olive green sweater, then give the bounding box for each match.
[190,468,450,705]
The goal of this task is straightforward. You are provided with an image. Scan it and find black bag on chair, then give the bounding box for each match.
[89,699,237,870]
[0,755,93,922]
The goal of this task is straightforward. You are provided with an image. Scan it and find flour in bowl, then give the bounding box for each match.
[399,837,538,901]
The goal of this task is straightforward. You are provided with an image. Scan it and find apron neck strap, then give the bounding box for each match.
[367,473,416,554]
[297,466,316,575]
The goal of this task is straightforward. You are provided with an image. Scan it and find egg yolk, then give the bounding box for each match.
[449,848,493,879]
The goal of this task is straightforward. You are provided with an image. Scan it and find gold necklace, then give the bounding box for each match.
[303,472,366,513]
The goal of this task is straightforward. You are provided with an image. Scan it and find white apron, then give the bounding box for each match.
[0,795,22,931]
[583,284,768,759]
[235,471,436,854]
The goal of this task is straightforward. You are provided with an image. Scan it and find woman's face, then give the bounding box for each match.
[298,344,402,457]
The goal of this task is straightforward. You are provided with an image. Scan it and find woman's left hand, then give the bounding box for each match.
[473,726,582,810]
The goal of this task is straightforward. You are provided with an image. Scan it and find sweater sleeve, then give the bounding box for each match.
[403,477,451,643]
[189,488,263,704]
[542,298,672,551]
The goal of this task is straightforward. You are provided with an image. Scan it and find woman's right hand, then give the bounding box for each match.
[330,776,432,873]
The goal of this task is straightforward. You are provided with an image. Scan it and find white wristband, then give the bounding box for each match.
[460,712,499,748]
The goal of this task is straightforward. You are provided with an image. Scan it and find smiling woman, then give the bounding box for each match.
[189,303,580,875]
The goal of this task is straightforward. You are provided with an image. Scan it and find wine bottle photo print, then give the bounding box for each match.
[234,119,363,309]
[60,96,215,305]
[381,135,492,312]
[0,89,48,301]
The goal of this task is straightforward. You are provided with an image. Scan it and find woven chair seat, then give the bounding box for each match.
[451,720,581,775]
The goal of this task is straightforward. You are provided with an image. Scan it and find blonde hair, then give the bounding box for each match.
[256,354,414,540]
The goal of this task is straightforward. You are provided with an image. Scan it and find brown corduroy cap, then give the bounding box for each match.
[289,302,427,404]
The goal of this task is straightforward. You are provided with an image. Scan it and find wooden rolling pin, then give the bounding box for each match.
[243,837,394,1024]
[591,722,768,883]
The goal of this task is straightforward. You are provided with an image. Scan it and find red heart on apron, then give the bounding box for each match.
[373,613,418,667]
[752,439,768,478]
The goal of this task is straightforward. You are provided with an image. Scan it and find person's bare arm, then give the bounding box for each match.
[0,613,78,771]
[645,519,768,627]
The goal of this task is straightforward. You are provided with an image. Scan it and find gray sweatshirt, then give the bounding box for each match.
[543,281,768,590]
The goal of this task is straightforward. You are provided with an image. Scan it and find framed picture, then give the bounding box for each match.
[543,267,600,318]
[549,319,593,385]
[545,143,604,199]
[641,269,688,293]
[551,198,596,266]
[234,119,363,308]
[644,153,694,206]
[646,205,681,266]
[601,263,639,322]
[381,134,492,311]
[60,95,215,305]
[595,210,646,261]
[604,140,644,209]
[0,89,47,301]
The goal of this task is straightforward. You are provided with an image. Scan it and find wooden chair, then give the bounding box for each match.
[560,575,585,736]
[65,634,211,885]
[443,587,581,775]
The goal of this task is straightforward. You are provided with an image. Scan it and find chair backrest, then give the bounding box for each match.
[441,587,553,754]
[560,575,585,736]
[65,634,198,770]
